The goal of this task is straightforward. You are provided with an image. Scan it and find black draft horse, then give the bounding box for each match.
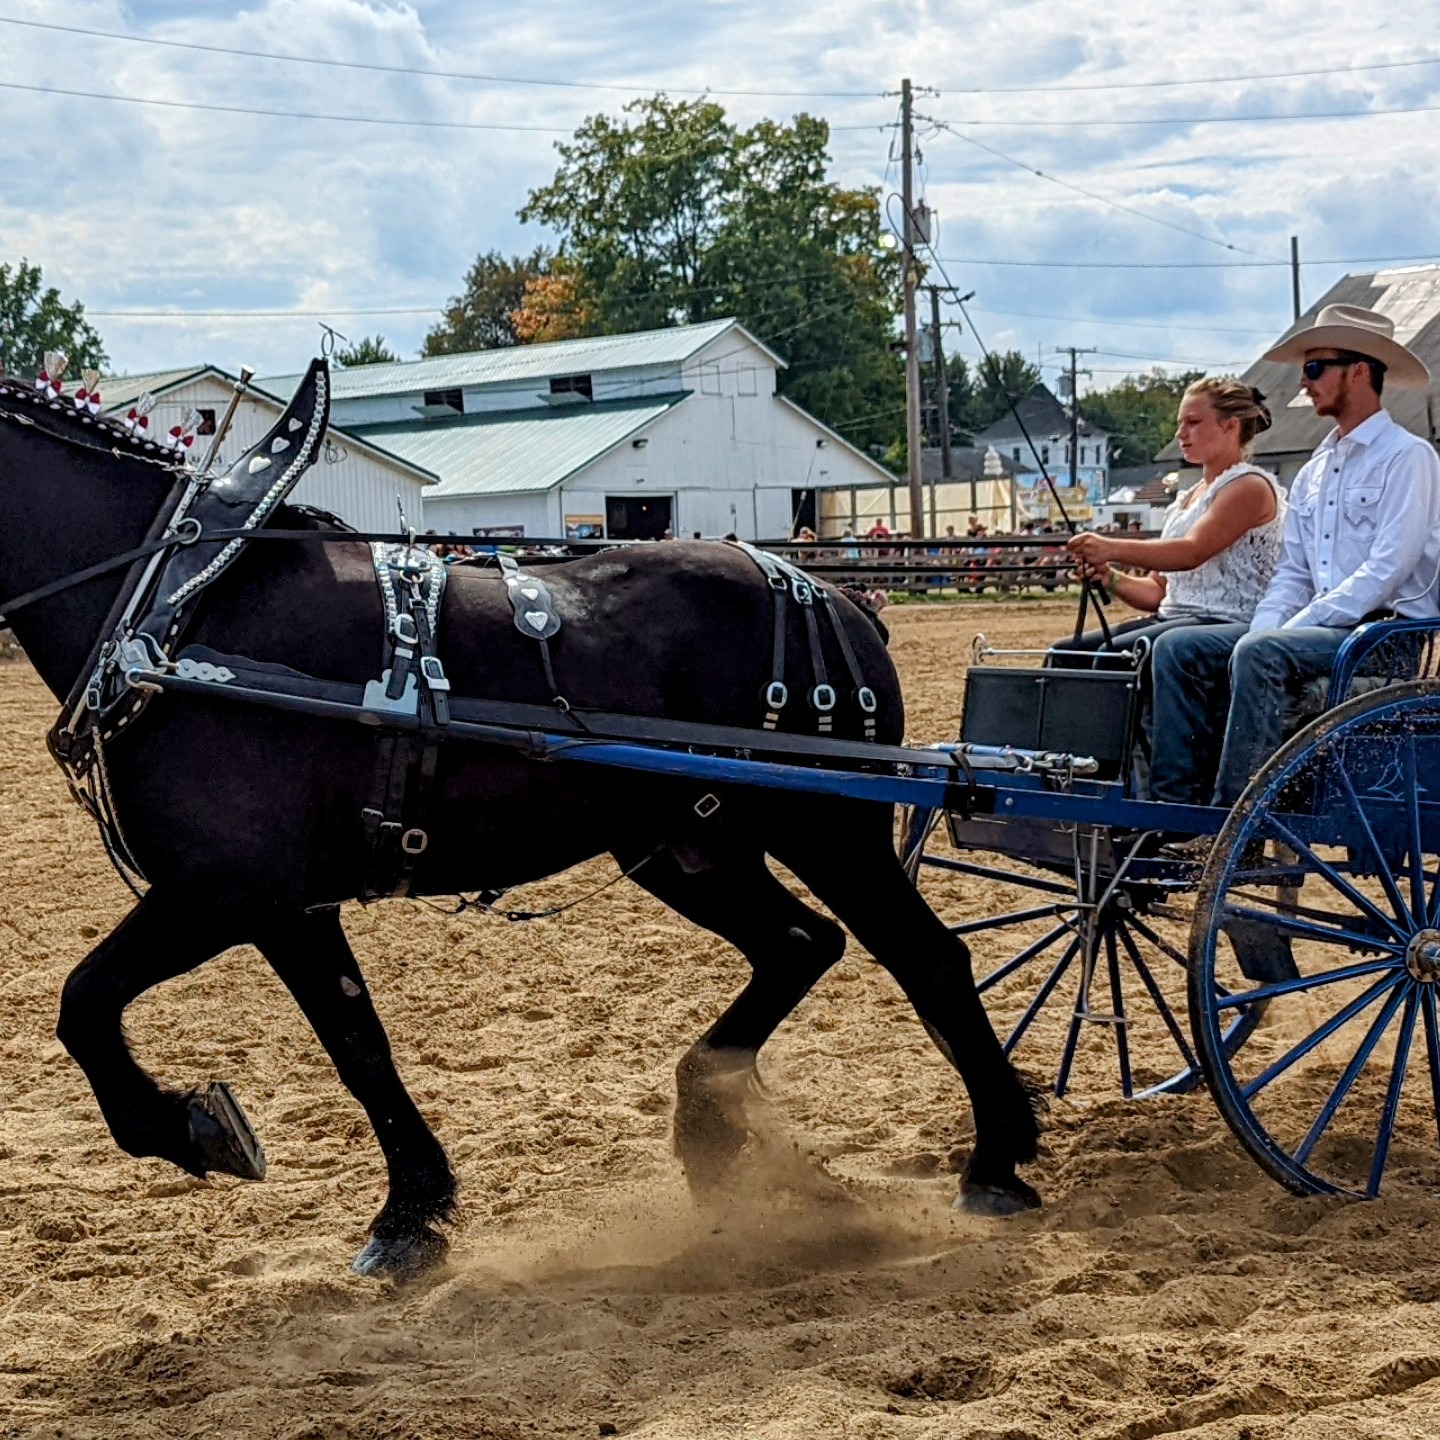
[0,392,1040,1277]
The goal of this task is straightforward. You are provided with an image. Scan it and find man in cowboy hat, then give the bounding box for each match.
[1149,303,1440,813]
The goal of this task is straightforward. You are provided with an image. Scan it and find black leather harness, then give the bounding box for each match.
[729,541,878,741]
[5,357,889,903]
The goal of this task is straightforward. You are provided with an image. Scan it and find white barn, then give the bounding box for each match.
[99,366,435,531]
[265,319,897,541]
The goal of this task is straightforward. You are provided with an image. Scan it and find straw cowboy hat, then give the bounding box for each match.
[1263,303,1431,388]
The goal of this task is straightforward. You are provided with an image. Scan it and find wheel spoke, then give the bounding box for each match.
[919,855,1076,897]
[1263,813,1410,944]
[952,903,1075,937]
[1228,885,1404,934]
[1003,937,1079,1055]
[1126,915,1191,971]
[1332,754,1413,927]
[1213,954,1401,1011]
[1367,990,1419,1197]
[1240,973,1403,1101]
[1423,988,1440,1151]
[1219,901,1403,957]
[1292,985,1407,1166]
[1117,921,1199,1073]
[1105,926,1133,1099]
[977,919,1076,993]
[1405,734,1428,926]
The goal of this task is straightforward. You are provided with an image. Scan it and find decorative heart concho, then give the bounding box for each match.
[524,611,548,631]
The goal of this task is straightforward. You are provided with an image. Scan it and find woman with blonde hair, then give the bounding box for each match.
[1053,376,1285,664]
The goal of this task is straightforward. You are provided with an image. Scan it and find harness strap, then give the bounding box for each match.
[814,584,879,742]
[361,544,450,901]
[729,542,790,728]
[790,574,837,734]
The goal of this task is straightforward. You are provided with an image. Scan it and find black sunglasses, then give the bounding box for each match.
[1301,357,1359,381]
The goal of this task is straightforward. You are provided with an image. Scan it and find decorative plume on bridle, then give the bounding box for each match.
[37,350,69,402]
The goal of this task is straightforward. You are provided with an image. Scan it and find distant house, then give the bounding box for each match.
[1157,264,1440,485]
[99,366,435,530]
[264,318,896,541]
[969,384,1112,504]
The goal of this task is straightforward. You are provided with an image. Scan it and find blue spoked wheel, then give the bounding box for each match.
[900,805,1252,1100]
[1190,679,1440,1197]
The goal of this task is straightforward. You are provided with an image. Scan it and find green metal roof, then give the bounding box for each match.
[264,318,780,401]
[351,394,688,498]
[99,367,211,410]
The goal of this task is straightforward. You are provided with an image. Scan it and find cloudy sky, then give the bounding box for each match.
[3,0,1438,396]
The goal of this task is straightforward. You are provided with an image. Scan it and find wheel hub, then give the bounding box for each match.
[1405,929,1440,983]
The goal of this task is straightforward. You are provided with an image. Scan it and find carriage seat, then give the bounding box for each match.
[1282,616,1437,731]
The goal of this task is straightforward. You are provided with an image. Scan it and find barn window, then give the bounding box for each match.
[549,374,594,400]
[422,388,464,414]
[195,407,217,436]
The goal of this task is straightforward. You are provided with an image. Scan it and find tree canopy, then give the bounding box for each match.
[1080,368,1202,466]
[516,97,904,454]
[424,248,553,355]
[335,334,400,367]
[0,259,105,380]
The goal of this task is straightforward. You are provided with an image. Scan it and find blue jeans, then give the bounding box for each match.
[1150,624,1352,807]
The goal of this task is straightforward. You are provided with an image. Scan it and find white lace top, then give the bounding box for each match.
[1157,462,1287,623]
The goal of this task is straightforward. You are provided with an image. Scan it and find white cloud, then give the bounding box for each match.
[0,0,1435,384]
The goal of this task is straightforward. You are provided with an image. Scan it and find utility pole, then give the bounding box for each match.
[928,284,954,471]
[901,77,924,538]
[1290,235,1302,322]
[1055,345,1096,495]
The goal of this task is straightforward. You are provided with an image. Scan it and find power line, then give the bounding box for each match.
[921,116,1264,257]
[0,76,890,134]
[937,252,1440,269]
[0,78,572,131]
[4,16,1434,101]
[972,304,1280,335]
[0,14,889,99]
[942,53,1440,95]
[931,100,1440,128]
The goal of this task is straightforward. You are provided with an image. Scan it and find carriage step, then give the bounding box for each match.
[1072,1008,1127,1026]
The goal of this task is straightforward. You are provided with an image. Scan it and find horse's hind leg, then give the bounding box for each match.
[772,804,1043,1215]
[621,843,846,1190]
[253,907,455,1278]
[57,886,265,1180]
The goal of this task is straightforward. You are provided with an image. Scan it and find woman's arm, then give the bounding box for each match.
[1067,474,1277,572]
[1075,558,1168,613]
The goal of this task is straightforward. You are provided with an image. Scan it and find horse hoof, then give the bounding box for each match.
[955,1179,1042,1216]
[186,1081,266,1180]
[351,1228,449,1280]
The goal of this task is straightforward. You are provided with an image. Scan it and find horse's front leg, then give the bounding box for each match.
[253,906,456,1279]
[57,886,265,1180]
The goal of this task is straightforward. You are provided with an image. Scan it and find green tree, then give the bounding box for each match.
[968,350,1043,429]
[1081,368,1202,466]
[519,97,905,455]
[424,248,552,354]
[0,259,105,379]
[335,334,399,367]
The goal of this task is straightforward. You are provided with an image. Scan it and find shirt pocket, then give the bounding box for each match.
[1343,481,1386,532]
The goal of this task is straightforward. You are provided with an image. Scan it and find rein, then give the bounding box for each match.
[0,527,639,627]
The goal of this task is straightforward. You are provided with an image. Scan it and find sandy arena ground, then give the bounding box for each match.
[3,598,1440,1439]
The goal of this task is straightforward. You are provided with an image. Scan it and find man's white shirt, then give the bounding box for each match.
[1249,408,1440,631]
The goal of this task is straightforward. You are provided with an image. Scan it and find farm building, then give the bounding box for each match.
[264,318,897,542]
[99,366,435,531]
[1157,264,1440,485]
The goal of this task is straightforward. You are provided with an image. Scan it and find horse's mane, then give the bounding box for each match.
[0,375,185,468]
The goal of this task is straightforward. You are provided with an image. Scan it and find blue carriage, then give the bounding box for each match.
[895,615,1440,1199]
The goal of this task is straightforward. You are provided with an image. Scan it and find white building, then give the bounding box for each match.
[970,384,1112,508]
[264,318,897,541]
[100,366,435,531]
